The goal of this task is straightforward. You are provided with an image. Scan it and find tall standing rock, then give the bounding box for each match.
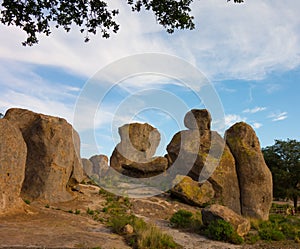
[167,109,241,214]
[4,108,84,203]
[110,123,168,177]
[0,119,27,214]
[225,122,273,220]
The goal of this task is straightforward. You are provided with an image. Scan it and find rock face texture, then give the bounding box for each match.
[90,155,109,177]
[167,110,241,214]
[110,123,168,177]
[0,119,27,214]
[82,158,93,177]
[202,204,250,237]
[82,155,109,180]
[225,122,273,220]
[184,109,211,132]
[4,108,84,203]
[171,175,215,207]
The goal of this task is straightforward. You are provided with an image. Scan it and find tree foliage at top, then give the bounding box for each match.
[262,139,300,209]
[0,0,244,46]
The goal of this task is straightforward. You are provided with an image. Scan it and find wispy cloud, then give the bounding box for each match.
[243,106,267,114]
[0,0,300,82]
[252,122,263,129]
[268,112,288,122]
[224,114,247,128]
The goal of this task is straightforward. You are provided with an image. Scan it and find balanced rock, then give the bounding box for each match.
[4,108,84,203]
[184,109,211,131]
[171,175,215,207]
[202,204,250,237]
[0,119,27,214]
[110,123,167,177]
[225,122,273,220]
[167,113,241,213]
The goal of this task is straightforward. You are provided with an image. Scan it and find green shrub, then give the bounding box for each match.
[23,199,31,205]
[75,209,80,215]
[86,207,95,215]
[45,204,50,208]
[170,209,193,228]
[110,214,180,249]
[259,228,285,241]
[206,219,243,245]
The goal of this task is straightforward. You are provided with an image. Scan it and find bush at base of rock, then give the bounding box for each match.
[201,204,250,237]
[206,219,244,245]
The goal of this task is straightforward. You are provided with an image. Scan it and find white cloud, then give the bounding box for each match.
[224,114,247,128]
[252,122,263,129]
[268,112,288,122]
[243,106,267,114]
[0,0,299,82]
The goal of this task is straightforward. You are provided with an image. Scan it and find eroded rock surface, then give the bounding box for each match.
[0,119,27,214]
[110,123,167,177]
[226,122,273,220]
[171,175,215,207]
[167,110,241,213]
[4,108,84,203]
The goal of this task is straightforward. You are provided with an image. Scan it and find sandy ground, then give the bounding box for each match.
[0,184,299,249]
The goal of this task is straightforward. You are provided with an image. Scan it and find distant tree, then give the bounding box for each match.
[0,0,244,46]
[262,139,300,210]
[0,113,3,118]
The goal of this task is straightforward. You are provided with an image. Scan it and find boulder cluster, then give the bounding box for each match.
[110,109,273,222]
[0,107,272,233]
[0,108,85,214]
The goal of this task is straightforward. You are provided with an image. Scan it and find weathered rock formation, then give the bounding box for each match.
[82,155,109,180]
[90,155,109,177]
[170,175,215,207]
[202,204,250,237]
[167,109,241,214]
[184,109,211,132]
[0,119,27,214]
[110,123,168,177]
[4,108,84,203]
[225,122,273,220]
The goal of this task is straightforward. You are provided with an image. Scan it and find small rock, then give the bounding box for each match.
[123,224,134,234]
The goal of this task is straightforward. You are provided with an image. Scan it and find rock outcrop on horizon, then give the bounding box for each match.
[225,122,273,220]
[0,119,27,214]
[202,204,251,237]
[167,109,241,214]
[4,108,84,203]
[110,123,168,177]
[82,155,109,180]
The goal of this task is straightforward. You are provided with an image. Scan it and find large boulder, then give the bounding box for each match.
[110,123,167,177]
[167,111,241,214]
[0,119,27,214]
[225,122,273,220]
[171,175,215,207]
[4,108,85,203]
[202,204,250,237]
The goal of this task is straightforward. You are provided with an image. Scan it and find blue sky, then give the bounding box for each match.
[0,0,299,159]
